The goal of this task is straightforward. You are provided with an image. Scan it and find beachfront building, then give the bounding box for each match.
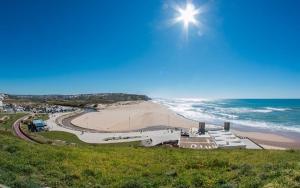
[28,120,47,132]
[178,122,247,149]
[208,130,246,149]
[0,100,3,111]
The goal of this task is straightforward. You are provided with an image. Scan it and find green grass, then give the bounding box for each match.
[33,113,49,121]
[38,131,86,145]
[0,131,300,188]
[23,128,140,147]
[6,93,150,108]
[0,113,27,131]
[36,131,140,147]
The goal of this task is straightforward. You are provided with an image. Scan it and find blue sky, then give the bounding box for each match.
[0,0,299,98]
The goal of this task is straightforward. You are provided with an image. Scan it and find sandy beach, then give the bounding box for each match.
[72,101,199,132]
[72,101,300,149]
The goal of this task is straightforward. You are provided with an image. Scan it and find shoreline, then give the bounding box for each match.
[71,100,300,149]
[231,125,300,149]
[161,103,300,149]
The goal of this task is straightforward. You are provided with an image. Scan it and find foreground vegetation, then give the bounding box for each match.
[0,113,26,131]
[1,113,300,187]
[0,132,299,187]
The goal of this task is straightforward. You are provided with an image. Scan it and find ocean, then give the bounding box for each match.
[153,98,300,133]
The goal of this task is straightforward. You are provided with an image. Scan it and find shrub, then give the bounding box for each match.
[287,149,296,153]
[208,159,229,168]
[192,175,208,187]
[244,177,261,188]
[294,175,300,183]
[165,170,177,177]
[173,178,190,188]
[238,163,254,176]
[82,169,96,177]
[63,174,80,186]
[12,178,40,188]
[4,145,19,153]
[121,179,144,188]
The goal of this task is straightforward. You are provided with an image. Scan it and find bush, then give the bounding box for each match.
[192,175,208,187]
[244,177,262,188]
[82,169,96,177]
[121,179,144,188]
[63,174,80,186]
[238,163,254,176]
[165,170,177,177]
[173,178,189,188]
[294,175,300,182]
[208,159,229,168]
[12,178,40,188]
[4,145,19,153]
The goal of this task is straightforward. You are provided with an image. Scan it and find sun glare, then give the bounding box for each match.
[174,2,200,31]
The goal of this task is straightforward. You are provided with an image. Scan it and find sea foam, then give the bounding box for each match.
[153,98,300,133]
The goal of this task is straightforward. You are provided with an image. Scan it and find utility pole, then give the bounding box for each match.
[85,116,88,129]
[129,115,131,130]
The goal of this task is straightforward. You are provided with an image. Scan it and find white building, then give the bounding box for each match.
[208,130,246,149]
[0,101,3,111]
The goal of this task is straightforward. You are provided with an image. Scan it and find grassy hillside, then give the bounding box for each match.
[5,93,151,107]
[1,113,300,187]
[0,113,26,131]
[0,131,300,188]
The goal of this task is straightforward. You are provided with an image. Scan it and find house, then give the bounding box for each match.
[178,122,247,149]
[0,100,3,111]
[28,120,46,132]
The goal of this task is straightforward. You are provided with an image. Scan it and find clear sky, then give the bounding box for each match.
[0,0,299,98]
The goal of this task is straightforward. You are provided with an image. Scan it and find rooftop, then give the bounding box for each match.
[32,120,46,127]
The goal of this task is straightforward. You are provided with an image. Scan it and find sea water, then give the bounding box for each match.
[153,98,300,133]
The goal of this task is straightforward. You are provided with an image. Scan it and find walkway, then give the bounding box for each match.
[46,112,181,145]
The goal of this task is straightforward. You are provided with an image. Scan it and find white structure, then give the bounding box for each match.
[0,100,3,111]
[141,130,181,147]
[208,130,246,149]
[0,94,6,111]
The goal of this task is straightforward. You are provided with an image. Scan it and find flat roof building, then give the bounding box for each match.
[208,130,246,149]
[29,119,46,132]
[0,101,3,111]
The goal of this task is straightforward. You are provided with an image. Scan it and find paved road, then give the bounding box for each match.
[12,114,35,143]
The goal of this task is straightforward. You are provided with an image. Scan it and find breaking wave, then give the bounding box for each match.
[153,98,300,133]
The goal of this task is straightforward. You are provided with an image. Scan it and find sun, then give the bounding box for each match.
[175,2,200,30]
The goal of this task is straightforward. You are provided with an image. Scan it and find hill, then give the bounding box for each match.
[1,132,300,188]
[4,93,150,107]
[0,113,300,188]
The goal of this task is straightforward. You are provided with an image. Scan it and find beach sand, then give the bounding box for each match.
[72,101,300,149]
[72,101,199,132]
[231,130,300,149]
